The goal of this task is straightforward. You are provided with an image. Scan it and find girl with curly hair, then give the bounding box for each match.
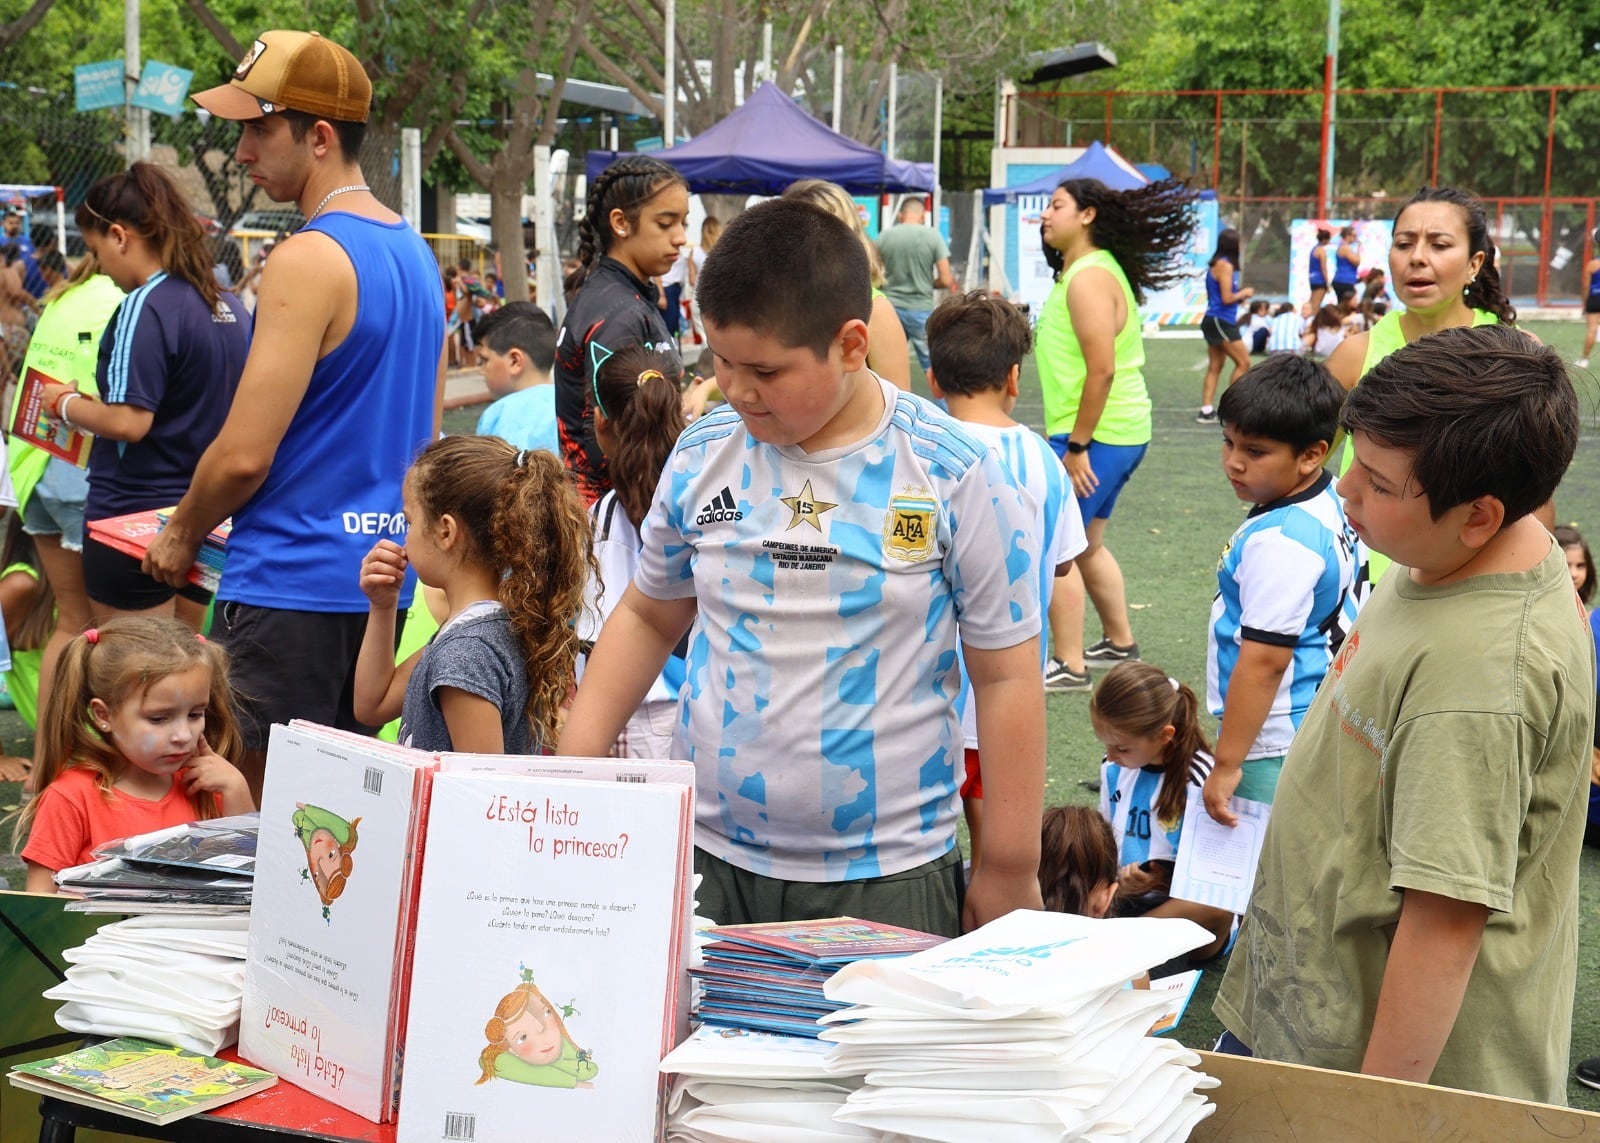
[352,436,597,754]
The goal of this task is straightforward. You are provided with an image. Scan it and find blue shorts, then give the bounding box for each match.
[1049,437,1148,522]
[893,307,932,371]
[21,457,89,552]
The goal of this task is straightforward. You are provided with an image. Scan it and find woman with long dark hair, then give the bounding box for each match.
[1197,227,1254,423]
[1036,176,1197,693]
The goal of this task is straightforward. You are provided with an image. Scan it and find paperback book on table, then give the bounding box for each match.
[240,723,439,1122]
[397,769,693,1143]
[10,365,90,465]
[7,1037,276,1126]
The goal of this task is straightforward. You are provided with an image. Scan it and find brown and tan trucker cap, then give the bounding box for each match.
[192,30,371,123]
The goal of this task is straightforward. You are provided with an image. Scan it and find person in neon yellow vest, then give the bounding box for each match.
[1326,186,1530,589]
[1034,177,1199,693]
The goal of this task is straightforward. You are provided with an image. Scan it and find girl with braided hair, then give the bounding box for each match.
[555,155,689,505]
[353,435,597,754]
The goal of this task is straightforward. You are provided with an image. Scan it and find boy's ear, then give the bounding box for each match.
[1456,494,1508,551]
[1005,363,1021,399]
[1299,439,1331,473]
[836,317,870,372]
[505,347,526,372]
[927,368,945,400]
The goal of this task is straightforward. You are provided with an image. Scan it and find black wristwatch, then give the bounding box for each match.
[1065,440,1090,455]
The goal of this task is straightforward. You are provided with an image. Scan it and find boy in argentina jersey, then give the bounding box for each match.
[1201,357,1362,824]
[558,200,1045,936]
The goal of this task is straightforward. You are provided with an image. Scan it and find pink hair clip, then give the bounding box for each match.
[195,634,207,643]
[84,628,99,645]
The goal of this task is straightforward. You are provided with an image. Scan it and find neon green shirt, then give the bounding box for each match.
[1034,249,1150,445]
[7,275,123,513]
[1340,309,1500,584]
[1,562,42,729]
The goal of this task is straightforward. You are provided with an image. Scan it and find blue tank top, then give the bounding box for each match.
[1334,242,1359,285]
[1308,245,1327,287]
[1205,264,1238,323]
[1589,265,1600,298]
[219,214,444,612]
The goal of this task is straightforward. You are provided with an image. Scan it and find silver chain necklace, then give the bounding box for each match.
[307,183,370,222]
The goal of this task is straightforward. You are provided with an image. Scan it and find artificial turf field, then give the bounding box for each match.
[5,319,1600,1107]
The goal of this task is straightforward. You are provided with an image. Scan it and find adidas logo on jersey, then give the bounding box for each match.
[696,487,743,525]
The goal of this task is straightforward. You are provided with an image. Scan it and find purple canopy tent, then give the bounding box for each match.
[584,83,935,196]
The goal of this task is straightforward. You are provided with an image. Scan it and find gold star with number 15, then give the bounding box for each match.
[780,480,838,532]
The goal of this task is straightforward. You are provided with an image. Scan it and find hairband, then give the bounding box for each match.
[514,449,528,469]
[84,628,99,645]
[1167,676,1180,693]
[637,369,665,388]
[195,634,206,643]
[80,200,113,227]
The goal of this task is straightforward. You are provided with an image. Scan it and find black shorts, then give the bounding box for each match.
[83,536,213,611]
[1201,316,1242,346]
[1332,281,1357,303]
[213,601,406,752]
[1585,295,1600,315]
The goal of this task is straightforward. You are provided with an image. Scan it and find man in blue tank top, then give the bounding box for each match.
[144,30,445,799]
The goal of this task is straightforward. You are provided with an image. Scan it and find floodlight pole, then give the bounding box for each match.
[1317,0,1340,216]
[932,73,943,219]
[832,46,844,130]
[886,61,897,159]
[124,0,149,162]
[663,0,676,144]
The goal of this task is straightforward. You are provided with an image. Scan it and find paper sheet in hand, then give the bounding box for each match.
[1168,786,1270,915]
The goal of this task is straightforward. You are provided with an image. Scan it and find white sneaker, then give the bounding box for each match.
[1576,358,1590,368]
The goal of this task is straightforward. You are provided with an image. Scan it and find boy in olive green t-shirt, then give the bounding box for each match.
[1215,325,1593,1105]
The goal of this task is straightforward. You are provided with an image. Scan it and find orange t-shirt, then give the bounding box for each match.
[21,765,199,872]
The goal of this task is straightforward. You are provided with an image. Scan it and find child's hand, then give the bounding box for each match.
[184,737,254,814]
[1202,765,1242,827]
[360,540,408,611]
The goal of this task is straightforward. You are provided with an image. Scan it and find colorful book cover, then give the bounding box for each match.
[1148,969,1202,1036]
[10,366,90,466]
[85,510,220,592]
[7,1037,276,1126]
[704,917,946,965]
[241,723,436,1122]
[397,771,691,1143]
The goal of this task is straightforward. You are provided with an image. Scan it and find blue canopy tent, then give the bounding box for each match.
[981,141,1148,207]
[585,83,935,196]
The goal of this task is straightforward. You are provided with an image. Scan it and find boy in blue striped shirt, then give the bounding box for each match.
[927,292,1087,865]
[1201,355,1362,824]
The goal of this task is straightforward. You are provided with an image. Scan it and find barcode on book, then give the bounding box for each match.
[443,1112,476,1140]
[363,766,383,795]
[616,773,647,783]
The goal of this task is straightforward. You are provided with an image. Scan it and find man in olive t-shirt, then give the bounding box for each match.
[877,197,954,376]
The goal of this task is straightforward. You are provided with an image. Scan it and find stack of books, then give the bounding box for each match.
[85,507,230,592]
[660,1025,874,1143]
[822,911,1221,1142]
[55,815,258,915]
[693,918,947,1039]
[45,914,251,1055]
[7,1037,277,1127]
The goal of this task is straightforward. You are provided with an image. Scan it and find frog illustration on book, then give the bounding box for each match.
[292,803,361,922]
[476,964,598,1089]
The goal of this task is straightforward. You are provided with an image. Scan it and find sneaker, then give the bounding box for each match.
[1577,357,1591,368]
[1042,658,1092,693]
[1576,1056,1600,1090]
[1195,407,1218,424]
[1083,637,1140,668]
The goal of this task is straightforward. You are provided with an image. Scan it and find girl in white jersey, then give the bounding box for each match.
[1089,661,1233,960]
[577,344,687,758]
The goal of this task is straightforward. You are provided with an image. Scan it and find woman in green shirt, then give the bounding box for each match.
[1035,177,1197,692]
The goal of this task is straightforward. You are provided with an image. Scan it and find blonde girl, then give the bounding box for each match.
[1089,661,1233,959]
[781,179,914,389]
[577,344,686,758]
[354,436,596,755]
[17,616,249,892]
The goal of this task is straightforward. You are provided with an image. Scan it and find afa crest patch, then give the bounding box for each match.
[884,492,936,562]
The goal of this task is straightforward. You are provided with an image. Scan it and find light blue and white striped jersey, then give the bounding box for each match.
[636,377,1041,882]
[955,422,1086,748]
[1267,311,1305,354]
[1099,751,1213,865]
[1206,469,1363,759]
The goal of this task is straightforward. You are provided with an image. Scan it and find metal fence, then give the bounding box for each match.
[1008,85,1600,307]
